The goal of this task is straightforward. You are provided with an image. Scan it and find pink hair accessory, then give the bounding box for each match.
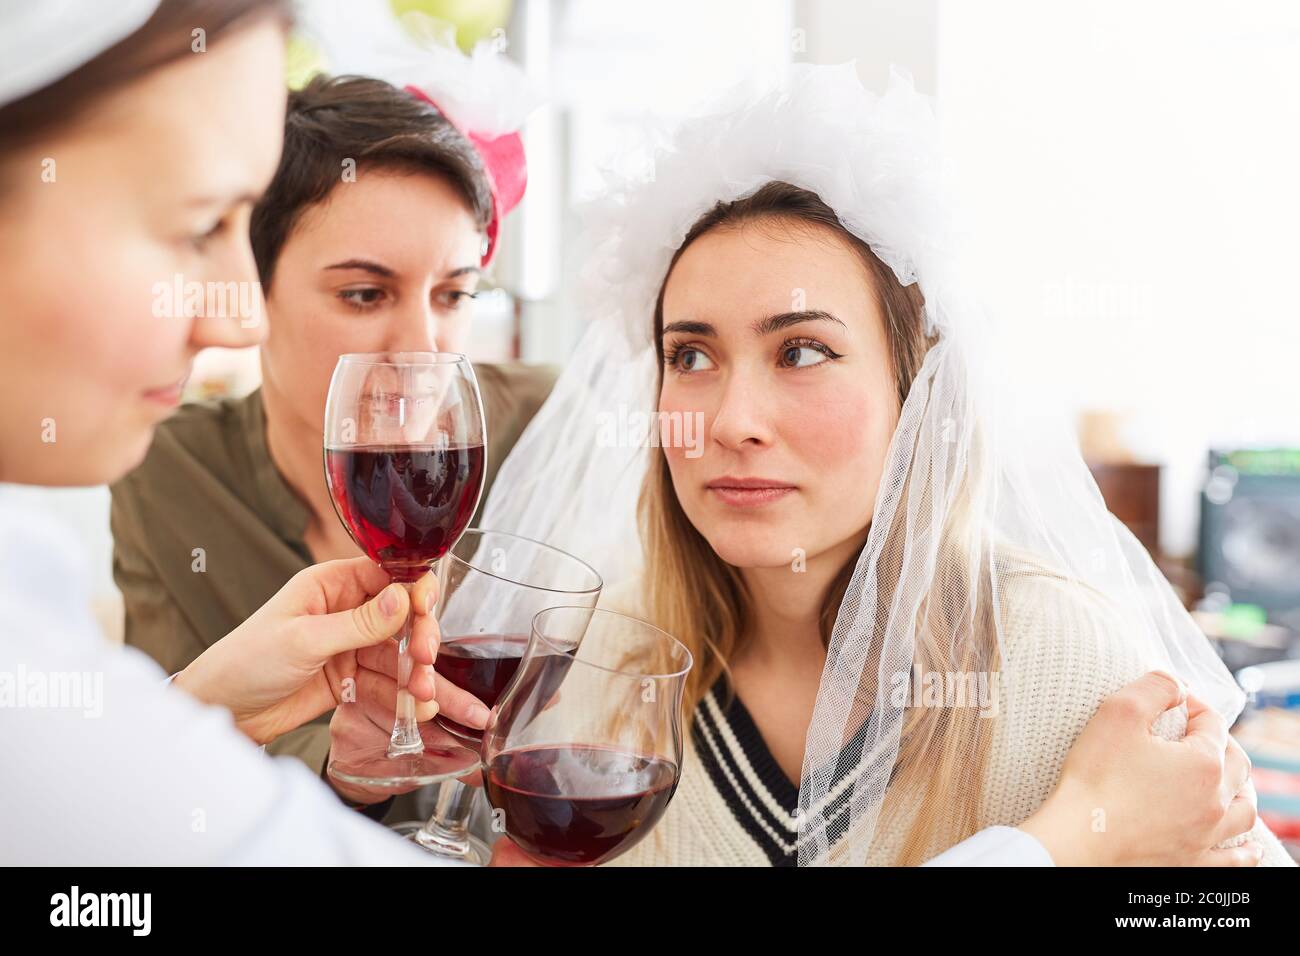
[405,84,527,266]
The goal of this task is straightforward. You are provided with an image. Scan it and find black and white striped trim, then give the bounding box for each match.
[691,681,870,866]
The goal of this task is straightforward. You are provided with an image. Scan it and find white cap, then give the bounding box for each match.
[0,0,162,109]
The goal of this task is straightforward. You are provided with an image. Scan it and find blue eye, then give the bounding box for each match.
[779,338,842,368]
[782,345,825,367]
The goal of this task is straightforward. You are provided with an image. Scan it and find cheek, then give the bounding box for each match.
[69,225,195,385]
[0,199,197,482]
[656,382,707,482]
[438,310,472,353]
[265,294,360,428]
[789,383,897,516]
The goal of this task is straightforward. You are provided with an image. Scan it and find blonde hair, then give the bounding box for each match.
[636,181,999,864]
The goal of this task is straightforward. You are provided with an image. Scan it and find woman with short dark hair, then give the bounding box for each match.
[109,69,555,806]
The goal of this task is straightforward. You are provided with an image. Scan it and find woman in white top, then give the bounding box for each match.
[0,0,492,866]
[0,0,1264,866]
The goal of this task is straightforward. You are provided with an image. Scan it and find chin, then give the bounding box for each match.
[91,419,159,485]
[700,525,804,571]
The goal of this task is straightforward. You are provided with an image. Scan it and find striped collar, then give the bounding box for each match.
[691,679,869,866]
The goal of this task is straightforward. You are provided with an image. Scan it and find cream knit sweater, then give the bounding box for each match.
[597,568,1296,867]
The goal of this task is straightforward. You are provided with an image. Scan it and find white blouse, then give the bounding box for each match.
[0,486,458,865]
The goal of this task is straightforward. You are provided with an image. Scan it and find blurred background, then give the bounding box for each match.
[17,0,1299,854]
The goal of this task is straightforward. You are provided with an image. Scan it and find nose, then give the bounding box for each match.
[187,231,266,350]
[383,296,447,354]
[187,225,267,351]
[708,363,775,451]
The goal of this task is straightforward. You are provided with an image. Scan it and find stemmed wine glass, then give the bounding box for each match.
[323,352,485,787]
[395,529,603,862]
[482,607,693,866]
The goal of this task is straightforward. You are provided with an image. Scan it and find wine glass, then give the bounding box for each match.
[482,607,693,866]
[395,529,603,862]
[323,352,485,788]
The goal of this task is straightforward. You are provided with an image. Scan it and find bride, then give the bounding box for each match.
[478,65,1294,866]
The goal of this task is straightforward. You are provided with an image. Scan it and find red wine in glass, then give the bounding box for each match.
[325,443,485,580]
[409,533,603,863]
[323,352,487,789]
[484,744,679,866]
[434,634,530,739]
[435,634,578,742]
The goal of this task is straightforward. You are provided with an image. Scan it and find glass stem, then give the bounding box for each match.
[414,778,479,856]
[386,581,423,758]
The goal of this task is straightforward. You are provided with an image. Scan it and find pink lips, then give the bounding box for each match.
[705,476,797,508]
[142,371,190,407]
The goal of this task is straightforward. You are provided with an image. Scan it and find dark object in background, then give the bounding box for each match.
[1087,461,1204,606]
[1199,449,1300,622]
[1088,462,1161,555]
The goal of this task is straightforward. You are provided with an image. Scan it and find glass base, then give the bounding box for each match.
[327,741,480,789]
[388,820,491,865]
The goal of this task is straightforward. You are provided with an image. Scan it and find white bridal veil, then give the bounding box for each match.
[480,63,1247,865]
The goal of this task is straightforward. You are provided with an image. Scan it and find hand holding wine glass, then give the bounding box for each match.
[173,558,433,746]
[323,352,487,788]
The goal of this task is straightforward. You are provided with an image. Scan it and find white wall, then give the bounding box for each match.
[937,0,1300,555]
[794,0,937,93]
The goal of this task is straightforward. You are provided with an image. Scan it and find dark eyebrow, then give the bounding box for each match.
[751,310,846,336]
[661,311,845,339]
[661,319,717,337]
[324,259,395,278]
[322,261,482,280]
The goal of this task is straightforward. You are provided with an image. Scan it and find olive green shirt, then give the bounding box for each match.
[109,363,558,810]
